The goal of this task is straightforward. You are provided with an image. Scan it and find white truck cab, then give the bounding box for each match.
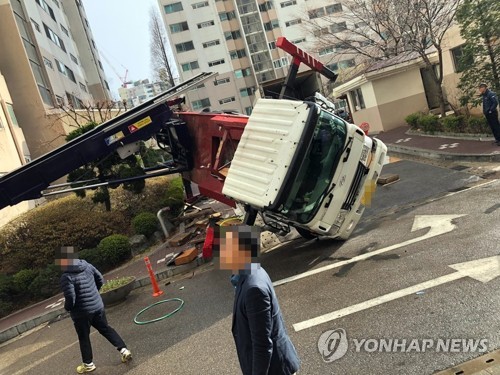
[222,95,387,239]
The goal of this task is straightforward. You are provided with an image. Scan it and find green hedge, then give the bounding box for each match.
[132,212,159,238]
[97,235,131,269]
[405,113,492,135]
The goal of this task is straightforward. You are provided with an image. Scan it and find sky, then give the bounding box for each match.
[82,0,166,99]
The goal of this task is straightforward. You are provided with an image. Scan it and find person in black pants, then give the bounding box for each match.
[479,83,500,145]
[58,247,132,373]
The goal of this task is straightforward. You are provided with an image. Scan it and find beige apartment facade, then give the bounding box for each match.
[0,70,35,227]
[158,0,353,114]
[0,0,111,158]
[333,25,481,134]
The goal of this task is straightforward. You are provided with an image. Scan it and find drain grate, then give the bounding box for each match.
[451,165,469,171]
[434,349,500,375]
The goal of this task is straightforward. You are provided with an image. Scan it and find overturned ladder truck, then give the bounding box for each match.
[0,37,387,242]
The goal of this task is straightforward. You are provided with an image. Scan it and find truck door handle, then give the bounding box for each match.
[324,193,334,208]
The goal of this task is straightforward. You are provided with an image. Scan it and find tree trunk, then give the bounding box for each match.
[485,39,500,90]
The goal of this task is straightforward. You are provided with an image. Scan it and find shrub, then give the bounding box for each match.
[0,300,13,319]
[418,114,440,133]
[29,264,61,299]
[405,113,422,129]
[13,269,39,294]
[441,115,465,133]
[0,274,15,300]
[162,177,185,217]
[79,248,106,271]
[132,212,159,238]
[467,116,491,134]
[97,235,131,269]
[100,276,135,293]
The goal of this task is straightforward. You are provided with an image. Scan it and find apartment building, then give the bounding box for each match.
[158,0,355,113]
[0,69,35,227]
[0,0,110,158]
[118,79,171,108]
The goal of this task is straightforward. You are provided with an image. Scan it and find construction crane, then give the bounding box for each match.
[99,51,132,88]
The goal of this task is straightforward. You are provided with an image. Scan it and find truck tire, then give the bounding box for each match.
[296,227,318,240]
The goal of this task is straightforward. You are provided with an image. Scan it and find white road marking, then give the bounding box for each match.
[45,298,65,309]
[273,215,465,287]
[294,256,500,331]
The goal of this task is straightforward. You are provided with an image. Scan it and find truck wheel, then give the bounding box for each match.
[296,227,318,240]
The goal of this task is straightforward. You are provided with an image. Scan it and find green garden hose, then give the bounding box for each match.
[134,298,185,325]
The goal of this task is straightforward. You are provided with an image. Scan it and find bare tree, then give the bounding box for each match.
[303,0,461,116]
[149,7,175,87]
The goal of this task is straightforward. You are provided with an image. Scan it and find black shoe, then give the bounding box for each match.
[496,142,500,146]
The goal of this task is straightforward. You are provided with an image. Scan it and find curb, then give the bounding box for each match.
[405,129,494,142]
[0,257,206,345]
[387,144,500,162]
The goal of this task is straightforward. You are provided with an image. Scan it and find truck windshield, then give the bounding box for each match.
[279,109,347,224]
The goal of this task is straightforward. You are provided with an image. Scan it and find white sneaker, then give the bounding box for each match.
[120,348,132,363]
[76,363,96,373]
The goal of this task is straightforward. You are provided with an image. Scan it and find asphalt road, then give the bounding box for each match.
[1,161,499,375]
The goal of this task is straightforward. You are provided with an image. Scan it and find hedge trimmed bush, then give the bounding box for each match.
[467,116,490,134]
[441,115,465,133]
[132,212,158,238]
[29,264,61,299]
[79,248,106,271]
[418,114,440,133]
[13,269,39,294]
[97,235,131,269]
[405,112,422,129]
[162,177,185,217]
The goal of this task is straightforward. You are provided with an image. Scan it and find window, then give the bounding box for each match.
[235,68,252,78]
[197,20,215,29]
[281,0,297,8]
[192,1,208,8]
[104,80,110,90]
[314,27,329,37]
[355,22,368,29]
[331,22,347,33]
[245,107,253,115]
[451,45,472,73]
[192,98,210,110]
[170,21,189,33]
[43,24,66,52]
[325,3,342,14]
[60,25,69,37]
[224,30,241,40]
[339,59,355,69]
[268,41,276,49]
[214,77,230,85]
[92,39,96,49]
[259,1,273,11]
[43,56,53,69]
[350,87,365,110]
[66,65,76,83]
[208,59,225,67]
[308,7,325,19]
[240,87,254,97]
[230,49,246,59]
[219,96,235,105]
[36,0,56,21]
[31,19,41,32]
[164,2,183,13]
[6,104,19,127]
[219,11,236,21]
[319,46,334,56]
[175,41,195,53]
[84,18,89,27]
[285,19,301,27]
[281,57,289,66]
[278,110,347,223]
[264,19,280,31]
[98,60,104,70]
[79,82,87,92]
[327,62,338,72]
[55,59,65,74]
[292,38,306,44]
[273,59,282,68]
[55,95,64,106]
[181,60,199,71]
[203,40,220,48]
[70,54,78,65]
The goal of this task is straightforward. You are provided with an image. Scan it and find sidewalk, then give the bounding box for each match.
[375,126,500,162]
[0,201,235,344]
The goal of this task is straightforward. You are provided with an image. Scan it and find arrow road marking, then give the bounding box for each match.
[273,215,465,287]
[45,298,65,309]
[294,255,500,332]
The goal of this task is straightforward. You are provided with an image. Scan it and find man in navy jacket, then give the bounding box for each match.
[218,226,300,375]
[58,247,132,373]
[479,83,500,145]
